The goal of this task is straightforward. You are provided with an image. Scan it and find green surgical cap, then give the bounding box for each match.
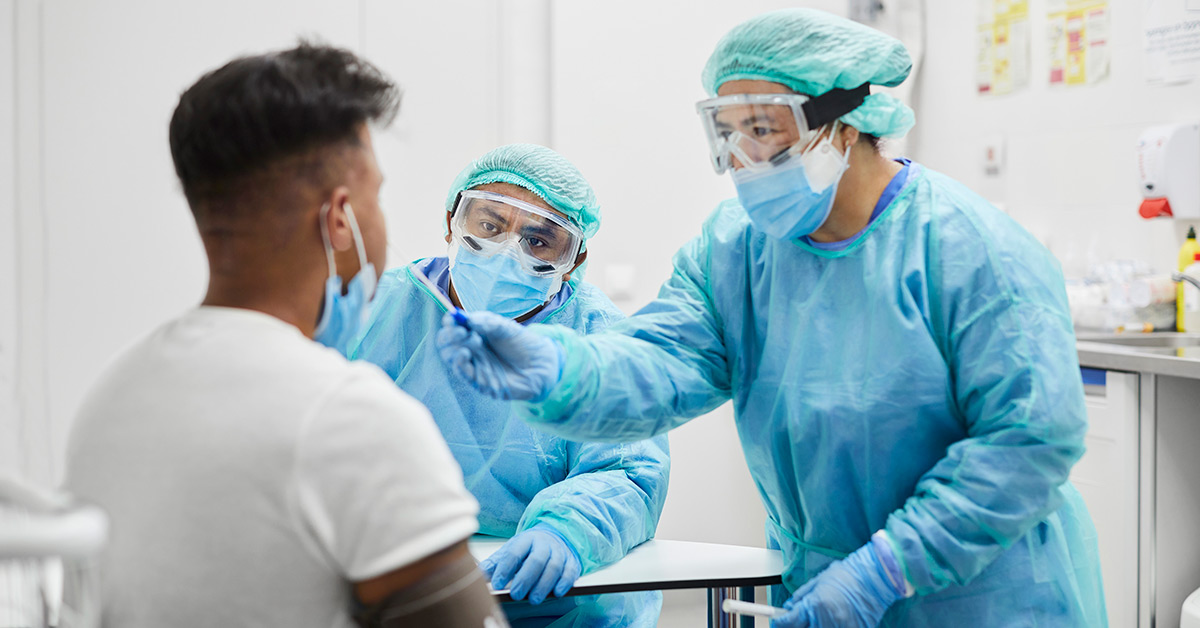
[445,143,601,240]
[701,8,915,138]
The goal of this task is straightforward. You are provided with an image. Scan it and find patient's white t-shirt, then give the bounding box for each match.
[65,306,479,628]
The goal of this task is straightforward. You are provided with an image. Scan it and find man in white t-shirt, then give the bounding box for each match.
[64,42,508,627]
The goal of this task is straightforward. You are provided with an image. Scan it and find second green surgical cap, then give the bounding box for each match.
[445,143,601,239]
[702,8,915,138]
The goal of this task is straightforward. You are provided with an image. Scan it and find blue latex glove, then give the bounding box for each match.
[773,540,904,628]
[436,310,562,401]
[480,527,582,605]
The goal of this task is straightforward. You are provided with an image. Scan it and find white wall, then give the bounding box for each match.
[1,0,18,478]
[912,0,1200,277]
[10,0,50,483]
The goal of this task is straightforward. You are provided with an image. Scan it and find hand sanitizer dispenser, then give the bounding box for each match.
[1136,123,1200,219]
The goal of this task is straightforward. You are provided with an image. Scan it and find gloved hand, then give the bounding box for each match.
[479,527,582,605]
[436,311,563,401]
[772,539,904,628]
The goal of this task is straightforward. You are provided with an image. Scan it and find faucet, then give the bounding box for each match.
[1172,271,1200,292]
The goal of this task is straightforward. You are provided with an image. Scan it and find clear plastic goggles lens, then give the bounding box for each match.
[451,190,584,276]
[696,94,815,174]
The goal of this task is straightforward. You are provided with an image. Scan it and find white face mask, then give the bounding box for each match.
[796,128,852,192]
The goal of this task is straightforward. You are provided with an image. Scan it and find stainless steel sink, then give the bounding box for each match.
[1076,332,1200,348]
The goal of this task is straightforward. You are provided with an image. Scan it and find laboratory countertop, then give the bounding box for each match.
[1076,334,1200,380]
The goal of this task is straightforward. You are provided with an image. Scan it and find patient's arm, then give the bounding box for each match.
[353,539,509,627]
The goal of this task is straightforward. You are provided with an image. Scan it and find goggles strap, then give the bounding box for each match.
[800,83,870,130]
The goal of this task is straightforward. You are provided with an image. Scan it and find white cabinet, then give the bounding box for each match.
[1150,375,1200,628]
[1073,368,1140,628]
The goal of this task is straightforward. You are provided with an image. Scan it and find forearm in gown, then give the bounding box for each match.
[518,235,733,443]
[519,436,671,572]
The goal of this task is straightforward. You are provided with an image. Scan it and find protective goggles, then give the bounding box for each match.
[449,190,585,277]
[696,84,869,174]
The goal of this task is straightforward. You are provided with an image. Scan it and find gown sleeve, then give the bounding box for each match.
[518,435,671,573]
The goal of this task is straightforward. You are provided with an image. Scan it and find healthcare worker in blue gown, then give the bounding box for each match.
[346,143,670,628]
[437,10,1107,628]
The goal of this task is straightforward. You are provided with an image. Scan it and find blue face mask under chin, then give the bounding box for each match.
[449,245,562,320]
[732,137,850,241]
[313,203,376,350]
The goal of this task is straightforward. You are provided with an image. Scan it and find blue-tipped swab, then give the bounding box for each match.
[407,261,470,328]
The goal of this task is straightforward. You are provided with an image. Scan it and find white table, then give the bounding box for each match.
[469,536,785,628]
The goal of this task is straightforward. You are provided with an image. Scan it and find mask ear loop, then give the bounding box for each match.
[342,203,370,273]
[320,201,376,302]
[800,120,844,155]
[314,203,337,336]
[318,202,337,280]
[839,124,853,163]
[342,202,378,304]
[778,97,853,165]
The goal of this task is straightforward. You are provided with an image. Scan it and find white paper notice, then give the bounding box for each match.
[1048,0,1110,86]
[1144,0,1200,84]
[978,0,1032,95]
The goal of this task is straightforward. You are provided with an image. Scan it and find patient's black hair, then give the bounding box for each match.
[168,40,400,211]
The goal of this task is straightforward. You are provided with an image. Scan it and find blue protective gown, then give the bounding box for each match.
[516,164,1107,626]
[348,258,670,628]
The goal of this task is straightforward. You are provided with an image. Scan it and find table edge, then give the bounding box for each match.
[490,574,784,602]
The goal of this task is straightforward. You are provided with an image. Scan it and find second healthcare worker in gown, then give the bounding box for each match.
[438,10,1107,628]
[347,144,670,627]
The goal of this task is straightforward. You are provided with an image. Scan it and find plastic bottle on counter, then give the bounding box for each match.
[1184,252,1200,333]
[1178,227,1200,331]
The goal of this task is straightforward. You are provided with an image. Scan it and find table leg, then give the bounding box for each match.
[739,586,756,628]
[708,586,740,628]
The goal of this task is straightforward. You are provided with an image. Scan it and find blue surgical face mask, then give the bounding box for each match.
[313,203,377,349]
[732,128,850,241]
[448,244,563,319]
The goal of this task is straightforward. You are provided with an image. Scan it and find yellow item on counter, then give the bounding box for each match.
[1183,254,1200,334]
[1178,227,1200,331]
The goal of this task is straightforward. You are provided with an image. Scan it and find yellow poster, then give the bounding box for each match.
[1048,0,1111,86]
[977,0,1031,95]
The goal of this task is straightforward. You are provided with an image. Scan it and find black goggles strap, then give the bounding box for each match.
[800,84,870,130]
